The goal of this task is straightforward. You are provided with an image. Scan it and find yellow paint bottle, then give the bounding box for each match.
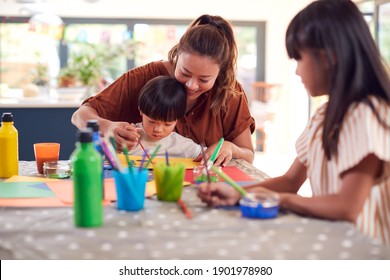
[0,112,18,178]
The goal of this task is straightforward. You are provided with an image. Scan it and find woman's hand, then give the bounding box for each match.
[103,122,141,151]
[197,182,241,207]
[195,141,233,166]
[212,141,233,166]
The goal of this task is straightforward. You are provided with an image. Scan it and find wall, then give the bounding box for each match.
[0,0,313,154]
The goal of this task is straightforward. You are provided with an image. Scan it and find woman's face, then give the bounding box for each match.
[174,52,220,102]
[141,113,177,142]
[295,50,329,97]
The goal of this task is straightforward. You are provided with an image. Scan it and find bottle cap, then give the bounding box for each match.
[77,128,93,143]
[2,112,13,122]
[86,119,99,132]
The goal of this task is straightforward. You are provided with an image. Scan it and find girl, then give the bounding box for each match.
[197,0,390,244]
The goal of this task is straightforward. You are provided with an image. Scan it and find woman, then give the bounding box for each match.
[198,0,390,244]
[71,14,255,165]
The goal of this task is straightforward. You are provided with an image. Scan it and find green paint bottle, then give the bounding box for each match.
[70,128,103,227]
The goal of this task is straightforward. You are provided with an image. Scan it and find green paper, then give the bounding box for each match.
[0,182,55,198]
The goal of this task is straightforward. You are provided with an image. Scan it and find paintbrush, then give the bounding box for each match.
[200,143,211,183]
[144,144,161,169]
[137,140,153,165]
[101,139,120,171]
[206,138,224,169]
[211,165,257,202]
[122,143,133,173]
[177,198,192,219]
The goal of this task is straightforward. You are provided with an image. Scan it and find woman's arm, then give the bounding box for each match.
[71,103,141,150]
[71,103,103,129]
[280,153,381,222]
[212,127,255,165]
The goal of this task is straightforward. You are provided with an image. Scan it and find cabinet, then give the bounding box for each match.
[0,106,78,160]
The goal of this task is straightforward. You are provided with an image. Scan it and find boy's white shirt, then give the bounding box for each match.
[128,122,202,159]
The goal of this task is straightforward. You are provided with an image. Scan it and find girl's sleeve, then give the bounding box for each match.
[337,99,390,176]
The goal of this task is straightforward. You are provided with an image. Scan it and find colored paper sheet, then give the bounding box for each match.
[0,196,67,207]
[185,165,254,183]
[45,179,114,205]
[0,182,54,198]
[5,175,60,183]
[117,154,201,169]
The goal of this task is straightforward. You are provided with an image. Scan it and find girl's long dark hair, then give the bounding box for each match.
[286,0,390,159]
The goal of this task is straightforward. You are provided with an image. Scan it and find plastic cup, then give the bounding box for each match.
[43,161,71,179]
[153,162,185,201]
[33,143,60,174]
[193,165,221,184]
[113,169,148,211]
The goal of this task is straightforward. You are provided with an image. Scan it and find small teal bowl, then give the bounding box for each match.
[239,191,280,219]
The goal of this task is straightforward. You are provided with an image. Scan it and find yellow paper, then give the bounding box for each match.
[117,154,200,169]
[5,175,60,182]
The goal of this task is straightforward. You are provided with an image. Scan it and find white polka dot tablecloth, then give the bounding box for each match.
[0,161,389,260]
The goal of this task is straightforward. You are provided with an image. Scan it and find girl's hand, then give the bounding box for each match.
[197,182,241,207]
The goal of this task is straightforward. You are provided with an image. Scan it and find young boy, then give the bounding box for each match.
[128,76,202,158]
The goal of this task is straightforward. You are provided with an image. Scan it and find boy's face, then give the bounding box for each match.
[141,113,177,142]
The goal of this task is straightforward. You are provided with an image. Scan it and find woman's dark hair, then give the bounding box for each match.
[286,0,390,159]
[168,14,239,113]
[138,76,187,122]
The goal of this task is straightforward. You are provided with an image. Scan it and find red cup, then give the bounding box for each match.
[33,143,60,174]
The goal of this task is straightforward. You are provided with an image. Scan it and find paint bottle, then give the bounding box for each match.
[86,119,105,199]
[0,112,18,178]
[70,128,103,227]
[86,120,103,155]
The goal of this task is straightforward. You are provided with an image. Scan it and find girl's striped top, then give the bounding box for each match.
[296,96,390,244]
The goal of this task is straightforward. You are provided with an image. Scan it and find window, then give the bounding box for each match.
[0,16,265,98]
[378,1,390,65]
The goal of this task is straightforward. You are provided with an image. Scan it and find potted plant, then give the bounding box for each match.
[58,66,80,87]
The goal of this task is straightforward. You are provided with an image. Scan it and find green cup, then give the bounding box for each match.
[153,162,185,201]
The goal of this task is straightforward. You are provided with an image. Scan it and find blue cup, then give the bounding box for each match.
[113,169,148,211]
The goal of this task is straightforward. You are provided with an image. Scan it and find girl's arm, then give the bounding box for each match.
[280,153,381,222]
[246,157,307,194]
[197,157,307,206]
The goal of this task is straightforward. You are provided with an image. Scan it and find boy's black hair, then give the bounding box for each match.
[138,76,187,122]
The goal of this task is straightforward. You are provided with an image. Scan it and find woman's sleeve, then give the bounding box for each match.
[221,83,255,140]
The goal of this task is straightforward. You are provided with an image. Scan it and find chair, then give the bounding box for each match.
[250,81,281,152]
